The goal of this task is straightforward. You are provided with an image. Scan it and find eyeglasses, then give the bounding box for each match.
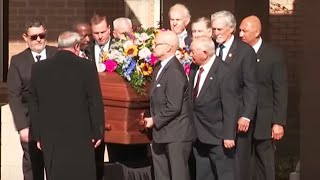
[27,33,46,41]
[154,42,172,48]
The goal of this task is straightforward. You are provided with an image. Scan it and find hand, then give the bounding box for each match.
[272,124,284,140]
[92,139,102,148]
[144,117,154,128]
[223,139,235,149]
[37,141,42,150]
[237,117,250,132]
[19,128,29,143]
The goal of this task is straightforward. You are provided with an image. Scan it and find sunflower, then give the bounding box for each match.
[139,62,153,76]
[124,45,138,57]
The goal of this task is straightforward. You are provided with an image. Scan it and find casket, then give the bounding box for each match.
[99,72,151,144]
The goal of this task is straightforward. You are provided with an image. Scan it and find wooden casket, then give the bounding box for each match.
[99,72,151,144]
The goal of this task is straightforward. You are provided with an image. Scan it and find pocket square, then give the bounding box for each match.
[156,84,161,87]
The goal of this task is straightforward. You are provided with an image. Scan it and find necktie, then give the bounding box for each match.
[35,55,41,62]
[218,44,225,58]
[99,45,105,62]
[193,67,204,99]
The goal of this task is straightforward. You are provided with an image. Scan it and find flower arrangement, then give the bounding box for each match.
[175,46,192,76]
[99,27,159,95]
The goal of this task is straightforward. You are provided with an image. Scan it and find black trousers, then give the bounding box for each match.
[252,139,275,180]
[193,140,235,180]
[151,141,192,180]
[95,142,105,180]
[235,127,254,180]
[21,140,44,180]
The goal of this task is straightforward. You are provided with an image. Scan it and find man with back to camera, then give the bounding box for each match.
[239,15,288,180]
[28,31,104,180]
[211,10,258,180]
[7,19,57,180]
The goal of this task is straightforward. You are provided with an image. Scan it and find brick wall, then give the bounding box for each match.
[8,0,125,63]
[269,0,301,177]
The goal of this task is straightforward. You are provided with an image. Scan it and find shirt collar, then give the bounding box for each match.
[31,48,47,61]
[160,55,175,68]
[252,37,262,53]
[200,55,216,72]
[221,35,234,49]
[178,29,188,39]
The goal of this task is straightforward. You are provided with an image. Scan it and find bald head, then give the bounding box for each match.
[239,15,262,46]
[113,17,133,39]
[153,30,179,60]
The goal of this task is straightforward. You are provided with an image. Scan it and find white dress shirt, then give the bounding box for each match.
[94,38,111,64]
[177,29,188,48]
[156,55,174,80]
[193,55,216,97]
[31,49,47,62]
[216,35,234,61]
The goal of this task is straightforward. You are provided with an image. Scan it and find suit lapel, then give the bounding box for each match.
[25,49,36,66]
[196,58,220,101]
[150,57,175,96]
[224,39,238,64]
[150,62,161,95]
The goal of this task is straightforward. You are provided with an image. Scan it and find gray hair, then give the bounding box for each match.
[57,31,81,48]
[24,19,45,33]
[169,3,191,20]
[211,10,236,30]
[113,17,132,30]
[192,36,215,56]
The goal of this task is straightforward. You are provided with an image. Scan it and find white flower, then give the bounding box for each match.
[138,32,150,42]
[122,40,134,49]
[138,47,152,60]
[96,63,106,73]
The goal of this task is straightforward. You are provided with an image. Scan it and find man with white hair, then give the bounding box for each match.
[211,10,258,180]
[169,3,192,48]
[112,17,133,39]
[29,31,104,180]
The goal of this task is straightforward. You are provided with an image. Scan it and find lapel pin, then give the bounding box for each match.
[210,77,213,80]
[228,53,232,57]
[257,59,260,62]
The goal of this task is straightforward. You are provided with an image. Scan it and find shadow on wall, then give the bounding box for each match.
[269,0,301,179]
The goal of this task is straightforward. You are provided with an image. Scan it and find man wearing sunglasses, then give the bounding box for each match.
[7,19,57,180]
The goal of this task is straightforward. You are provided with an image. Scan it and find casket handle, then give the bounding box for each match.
[105,124,112,131]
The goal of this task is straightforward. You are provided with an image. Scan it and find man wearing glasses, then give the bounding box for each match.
[7,19,57,180]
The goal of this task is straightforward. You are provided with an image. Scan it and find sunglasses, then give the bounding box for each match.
[27,33,46,41]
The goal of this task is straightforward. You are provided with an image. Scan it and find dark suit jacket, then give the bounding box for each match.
[7,45,57,131]
[149,56,196,143]
[86,38,113,63]
[223,38,258,121]
[184,34,192,48]
[189,57,239,145]
[28,50,104,180]
[253,42,288,139]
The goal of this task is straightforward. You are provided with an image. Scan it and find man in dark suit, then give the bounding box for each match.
[211,10,258,180]
[72,21,92,59]
[85,13,111,180]
[189,36,239,180]
[29,31,104,180]
[191,17,212,39]
[87,13,112,71]
[143,30,196,180]
[239,15,288,180]
[169,3,192,48]
[7,19,57,180]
